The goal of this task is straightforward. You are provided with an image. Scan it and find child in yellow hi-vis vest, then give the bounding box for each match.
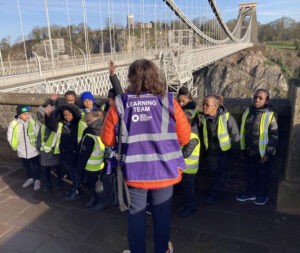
[77,111,105,208]
[44,103,86,200]
[178,109,201,217]
[7,105,41,190]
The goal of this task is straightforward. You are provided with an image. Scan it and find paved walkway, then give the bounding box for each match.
[0,160,299,253]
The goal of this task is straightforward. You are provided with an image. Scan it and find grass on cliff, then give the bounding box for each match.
[265,41,297,50]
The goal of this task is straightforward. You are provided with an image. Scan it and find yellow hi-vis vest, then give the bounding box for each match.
[183,132,200,174]
[83,133,105,172]
[10,118,37,151]
[54,120,86,154]
[202,112,231,151]
[40,124,57,153]
[240,108,274,158]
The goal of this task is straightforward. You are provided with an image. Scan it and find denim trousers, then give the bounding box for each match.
[127,186,173,253]
[245,155,272,197]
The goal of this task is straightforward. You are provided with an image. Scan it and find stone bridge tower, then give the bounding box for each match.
[237,2,258,44]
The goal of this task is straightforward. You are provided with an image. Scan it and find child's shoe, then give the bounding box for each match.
[33,180,41,191]
[236,193,256,202]
[43,182,52,192]
[167,241,174,253]
[178,204,196,217]
[22,178,34,188]
[254,196,269,206]
[65,190,80,201]
[85,196,98,208]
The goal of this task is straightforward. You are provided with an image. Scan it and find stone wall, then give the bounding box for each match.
[277,83,300,215]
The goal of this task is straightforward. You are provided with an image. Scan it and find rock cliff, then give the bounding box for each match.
[195,48,288,98]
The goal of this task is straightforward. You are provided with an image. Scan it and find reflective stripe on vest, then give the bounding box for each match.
[83,133,105,172]
[240,108,274,157]
[11,119,37,151]
[54,121,86,154]
[202,112,231,151]
[183,132,200,174]
[40,124,57,153]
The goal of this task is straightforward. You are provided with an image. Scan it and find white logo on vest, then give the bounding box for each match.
[132,114,139,122]
[131,114,152,122]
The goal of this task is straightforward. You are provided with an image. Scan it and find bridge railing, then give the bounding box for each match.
[0,49,158,78]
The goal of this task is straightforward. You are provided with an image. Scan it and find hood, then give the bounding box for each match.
[84,118,102,136]
[182,100,197,111]
[54,103,82,123]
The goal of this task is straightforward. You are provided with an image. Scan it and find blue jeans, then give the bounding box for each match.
[128,186,173,253]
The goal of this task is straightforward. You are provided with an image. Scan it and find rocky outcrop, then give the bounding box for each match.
[195,49,288,98]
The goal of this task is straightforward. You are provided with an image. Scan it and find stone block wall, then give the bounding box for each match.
[277,83,300,215]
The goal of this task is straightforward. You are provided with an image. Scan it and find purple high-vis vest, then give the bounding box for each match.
[115,92,186,183]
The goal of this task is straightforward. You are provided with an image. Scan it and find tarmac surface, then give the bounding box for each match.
[0,160,300,253]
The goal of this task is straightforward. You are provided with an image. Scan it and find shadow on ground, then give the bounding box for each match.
[1,156,300,253]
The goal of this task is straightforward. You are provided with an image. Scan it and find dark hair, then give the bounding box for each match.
[127,59,166,96]
[64,90,77,98]
[254,89,270,100]
[107,88,116,99]
[204,94,223,106]
[177,86,192,100]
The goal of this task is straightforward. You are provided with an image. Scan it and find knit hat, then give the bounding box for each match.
[16,105,30,118]
[81,91,95,103]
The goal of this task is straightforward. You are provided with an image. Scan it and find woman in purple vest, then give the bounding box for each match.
[101,59,191,253]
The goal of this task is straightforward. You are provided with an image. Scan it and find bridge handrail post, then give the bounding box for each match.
[0,49,5,76]
[32,51,42,78]
[78,48,87,71]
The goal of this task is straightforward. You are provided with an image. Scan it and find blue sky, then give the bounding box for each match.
[0,0,299,43]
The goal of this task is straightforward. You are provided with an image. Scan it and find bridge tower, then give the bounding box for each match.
[237,3,258,44]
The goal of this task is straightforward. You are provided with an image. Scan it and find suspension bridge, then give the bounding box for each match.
[0,0,257,97]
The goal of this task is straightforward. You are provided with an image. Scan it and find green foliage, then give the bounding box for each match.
[266,41,296,50]
[294,40,300,50]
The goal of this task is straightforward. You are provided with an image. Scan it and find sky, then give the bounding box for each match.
[0,0,299,44]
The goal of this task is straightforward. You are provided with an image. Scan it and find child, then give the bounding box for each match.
[44,103,86,200]
[178,109,201,217]
[177,86,200,136]
[80,91,100,116]
[236,89,279,206]
[77,111,106,208]
[200,95,240,204]
[7,105,41,190]
[91,61,122,211]
[36,105,63,192]
[177,86,197,111]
